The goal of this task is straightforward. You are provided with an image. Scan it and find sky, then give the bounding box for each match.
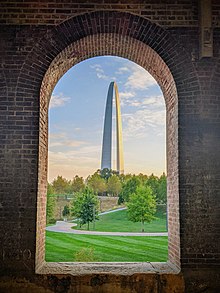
[48,56,166,182]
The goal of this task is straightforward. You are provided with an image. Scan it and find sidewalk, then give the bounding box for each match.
[46,221,168,236]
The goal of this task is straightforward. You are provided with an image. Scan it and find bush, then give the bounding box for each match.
[74,247,99,262]
[48,218,56,224]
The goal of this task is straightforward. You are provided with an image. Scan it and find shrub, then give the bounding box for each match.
[74,247,99,262]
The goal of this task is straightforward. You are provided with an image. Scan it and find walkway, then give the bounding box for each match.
[46,221,168,236]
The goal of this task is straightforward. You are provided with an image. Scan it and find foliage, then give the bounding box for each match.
[72,175,85,193]
[62,205,70,217]
[71,187,99,230]
[52,175,70,194]
[99,168,113,180]
[47,182,54,195]
[107,175,122,196]
[127,185,157,232]
[157,173,167,203]
[74,206,167,232]
[87,173,107,195]
[137,173,149,184]
[118,175,141,203]
[46,183,56,224]
[74,247,99,262]
[145,173,167,204]
[49,171,167,203]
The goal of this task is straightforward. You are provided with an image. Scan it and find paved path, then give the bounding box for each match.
[99,207,126,216]
[46,221,168,236]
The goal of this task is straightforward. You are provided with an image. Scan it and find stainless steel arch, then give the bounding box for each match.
[101,82,124,174]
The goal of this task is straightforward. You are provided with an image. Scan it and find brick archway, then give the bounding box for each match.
[22,11,199,272]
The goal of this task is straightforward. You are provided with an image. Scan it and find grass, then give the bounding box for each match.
[45,231,168,262]
[73,205,167,232]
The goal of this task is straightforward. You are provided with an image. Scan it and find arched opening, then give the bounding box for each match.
[37,32,179,272]
[46,56,167,263]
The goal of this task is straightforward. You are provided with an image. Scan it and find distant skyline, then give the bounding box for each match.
[48,56,166,182]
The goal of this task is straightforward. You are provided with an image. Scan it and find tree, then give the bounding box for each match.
[72,175,85,193]
[137,173,148,184]
[99,168,112,180]
[87,173,107,195]
[145,173,159,199]
[62,205,70,218]
[52,175,70,194]
[46,183,56,224]
[107,175,122,196]
[118,175,141,203]
[127,185,156,232]
[71,187,99,230]
[157,173,167,203]
[145,173,167,203]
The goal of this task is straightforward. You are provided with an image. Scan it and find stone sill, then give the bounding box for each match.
[36,261,180,276]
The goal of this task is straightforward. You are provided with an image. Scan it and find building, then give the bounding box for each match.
[0,1,220,292]
[101,81,124,174]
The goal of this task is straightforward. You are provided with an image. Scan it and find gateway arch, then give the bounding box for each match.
[101,82,124,174]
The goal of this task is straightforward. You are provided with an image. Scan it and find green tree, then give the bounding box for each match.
[145,173,159,198]
[87,173,107,195]
[118,175,141,203]
[127,185,156,232]
[107,175,122,196]
[46,183,56,224]
[52,175,70,195]
[137,173,148,184]
[72,175,85,193]
[99,168,112,180]
[157,173,167,203]
[62,205,70,218]
[71,187,99,230]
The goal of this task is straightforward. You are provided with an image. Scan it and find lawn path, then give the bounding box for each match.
[46,221,168,236]
[99,207,126,215]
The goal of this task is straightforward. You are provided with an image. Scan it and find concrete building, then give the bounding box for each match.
[101,82,124,174]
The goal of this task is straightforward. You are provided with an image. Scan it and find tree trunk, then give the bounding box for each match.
[87,221,89,230]
[141,220,144,232]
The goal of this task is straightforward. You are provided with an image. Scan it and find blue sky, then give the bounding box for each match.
[48,56,166,181]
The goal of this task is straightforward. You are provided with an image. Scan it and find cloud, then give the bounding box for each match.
[119,91,135,99]
[142,96,165,108]
[48,145,101,175]
[49,130,89,150]
[49,138,88,150]
[119,92,165,109]
[90,63,117,81]
[49,132,67,139]
[90,64,109,80]
[116,66,130,74]
[122,108,165,139]
[119,91,136,106]
[125,64,157,90]
[49,93,71,108]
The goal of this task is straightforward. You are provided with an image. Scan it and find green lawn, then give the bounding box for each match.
[46,231,168,262]
[73,205,167,232]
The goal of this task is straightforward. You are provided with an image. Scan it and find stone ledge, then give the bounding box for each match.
[36,261,180,276]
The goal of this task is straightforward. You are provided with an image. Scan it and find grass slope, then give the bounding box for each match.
[46,231,168,262]
[74,205,167,232]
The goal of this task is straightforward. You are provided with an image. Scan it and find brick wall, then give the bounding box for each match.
[0,2,220,292]
[0,0,198,27]
[0,0,220,28]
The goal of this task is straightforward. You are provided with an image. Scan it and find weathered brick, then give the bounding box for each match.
[0,3,220,293]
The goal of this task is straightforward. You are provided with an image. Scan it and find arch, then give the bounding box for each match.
[101,81,124,174]
[20,11,201,272]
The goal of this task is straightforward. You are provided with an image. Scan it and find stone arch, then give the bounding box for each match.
[15,11,199,272]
